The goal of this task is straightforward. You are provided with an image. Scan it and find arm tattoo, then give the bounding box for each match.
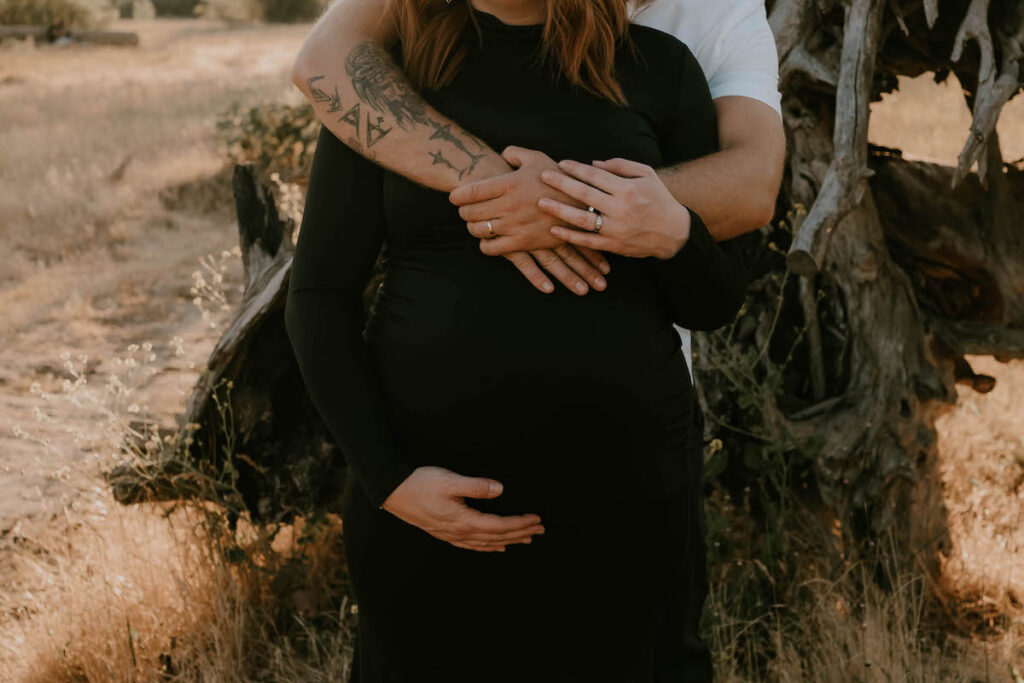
[429,150,467,177]
[345,42,486,179]
[306,75,342,113]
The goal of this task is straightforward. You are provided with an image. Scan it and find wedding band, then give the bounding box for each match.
[486,219,496,239]
[587,206,599,215]
[594,213,603,233]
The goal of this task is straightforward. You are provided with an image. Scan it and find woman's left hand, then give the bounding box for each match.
[537,158,691,260]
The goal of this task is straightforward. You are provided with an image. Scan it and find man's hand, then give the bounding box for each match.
[381,466,545,552]
[538,158,692,260]
[450,147,611,296]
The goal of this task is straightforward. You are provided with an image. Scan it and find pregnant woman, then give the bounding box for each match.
[284,1,750,680]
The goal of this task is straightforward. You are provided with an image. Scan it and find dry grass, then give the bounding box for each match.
[0,30,1023,682]
[0,498,355,680]
[933,356,1024,625]
[868,71,1024,166]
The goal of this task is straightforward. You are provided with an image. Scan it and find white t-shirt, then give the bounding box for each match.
[632,0,782,116]
[631,0,781,382]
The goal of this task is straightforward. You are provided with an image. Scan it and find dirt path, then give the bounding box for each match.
[0,19,308,527]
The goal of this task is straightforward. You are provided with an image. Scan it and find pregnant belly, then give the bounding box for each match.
[367,250,701,511]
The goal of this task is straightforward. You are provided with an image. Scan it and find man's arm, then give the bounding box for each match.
[458,0,786,245]
[291,0,509,189]
[457,97,785,253]
[655,95,785,240]
[291,0,610,295]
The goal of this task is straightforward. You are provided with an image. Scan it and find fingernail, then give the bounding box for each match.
[575,282,587,294]
[542,281,554,293]
[538,197,552,208]
[558,159,573,169]
[541,170,556,182]
[489,482,502,496]
[595,276,606,289]
[599,262,611,274]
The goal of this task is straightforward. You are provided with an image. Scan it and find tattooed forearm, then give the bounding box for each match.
[429,123,486,176]
[303,43,491,180]
[344,42,487,177]
[307,74,392,148]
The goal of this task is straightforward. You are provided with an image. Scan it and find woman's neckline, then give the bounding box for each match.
[472,8,544,36]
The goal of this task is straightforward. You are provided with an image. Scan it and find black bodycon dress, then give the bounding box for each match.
[285,11,749,683]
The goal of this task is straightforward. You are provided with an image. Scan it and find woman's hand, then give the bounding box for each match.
[381,466,545,552]
[450,146,610,296]
[537,158,691,260]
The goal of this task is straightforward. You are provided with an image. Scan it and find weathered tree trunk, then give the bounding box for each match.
[109,0,1024,542]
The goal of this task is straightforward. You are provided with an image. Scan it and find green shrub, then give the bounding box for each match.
[217,101,319,183]
[194,0,322,23]
[150,0,199,17]
[0,0,116,27]
[258,0,322,23]
[193,0,258,22]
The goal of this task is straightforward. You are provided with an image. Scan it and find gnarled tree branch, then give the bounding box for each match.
[787,0,885,275]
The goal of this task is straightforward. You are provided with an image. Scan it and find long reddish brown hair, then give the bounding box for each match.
[386,0,642,105]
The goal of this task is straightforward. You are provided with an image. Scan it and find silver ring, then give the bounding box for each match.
[594,213,603,233]
[587,205,599,214]
[486,219,496,239]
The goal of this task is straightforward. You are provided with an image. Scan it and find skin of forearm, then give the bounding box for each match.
[291,0,509,191]
[656,146,778,241]
[657,97,786,241]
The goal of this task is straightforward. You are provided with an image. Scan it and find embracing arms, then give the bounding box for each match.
[290,1,506,186]
[292,0,785,253]
[537,46,751,331]
[290,1,609,296]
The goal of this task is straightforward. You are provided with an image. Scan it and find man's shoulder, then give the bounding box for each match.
[631,0,768,46]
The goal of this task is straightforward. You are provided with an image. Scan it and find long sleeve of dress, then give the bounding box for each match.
[284,125,415,509]
[642,44,752,332]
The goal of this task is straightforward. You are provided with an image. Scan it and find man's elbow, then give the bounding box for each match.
[721,177,779,237]
[747,185,778,229]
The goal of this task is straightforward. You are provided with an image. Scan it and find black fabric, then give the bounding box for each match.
[285,12,747,682]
